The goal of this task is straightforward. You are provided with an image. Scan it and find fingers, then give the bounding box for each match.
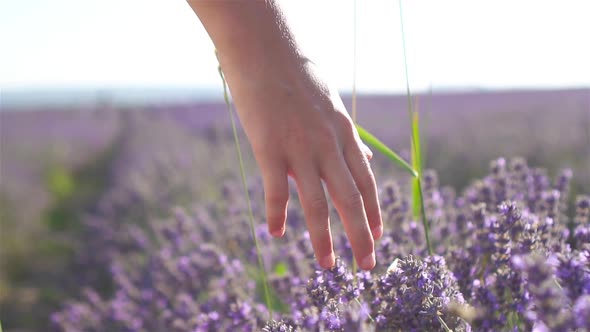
[291,163,335,269]
[345,141,383,241]
[321,151,375,270]
[258,156,289,238]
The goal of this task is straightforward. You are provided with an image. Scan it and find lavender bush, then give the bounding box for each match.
[52,157,590,332]
[0,108,121,328]
[1,108,249,330]
[78,111,248,280]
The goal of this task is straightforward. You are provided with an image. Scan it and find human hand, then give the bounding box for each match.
[189,0,382,270]
[221,58,382,271]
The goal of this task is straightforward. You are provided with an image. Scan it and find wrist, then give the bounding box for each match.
[189,0,307,85]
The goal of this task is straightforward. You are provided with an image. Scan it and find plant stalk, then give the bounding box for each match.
[216,55,273,319]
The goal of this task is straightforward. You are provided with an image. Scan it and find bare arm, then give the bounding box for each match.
[187,0,381,270]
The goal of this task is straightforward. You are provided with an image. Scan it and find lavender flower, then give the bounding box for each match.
[573,295,590,330]
[50,155,589,332]
[262,320,295,332]
[373,255,468,331]
[512,254,574,331]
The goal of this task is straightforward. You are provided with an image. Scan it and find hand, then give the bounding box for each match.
[222,58,382,270]
[189,0,382,270]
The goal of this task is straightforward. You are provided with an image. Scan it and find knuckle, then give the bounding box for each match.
[285,122,311,150]
[321,143,341,161]
[266,191,288,206]
[338,115,355,133]
[307,195,329,219]
[356,170,376,191]
[335,114,357,140]
[315,128,339,152]
[342,190,364,210]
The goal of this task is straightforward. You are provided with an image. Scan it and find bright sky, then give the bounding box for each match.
[1,0,589,93]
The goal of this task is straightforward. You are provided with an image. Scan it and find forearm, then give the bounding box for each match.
[187,0,307,82]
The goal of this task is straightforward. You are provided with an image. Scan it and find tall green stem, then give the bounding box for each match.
[398,0,432,255]
[216,56,273,319]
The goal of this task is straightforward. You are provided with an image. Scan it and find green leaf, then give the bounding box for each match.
[355,124,418,178]
[274,262,288,277]
[411,110,423,219]
[47,166,75,199]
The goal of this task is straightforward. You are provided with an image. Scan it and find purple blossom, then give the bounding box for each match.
[573,295,590,330]
[50,155,589,332]
[372,255,468,331]
[262,320,295,332]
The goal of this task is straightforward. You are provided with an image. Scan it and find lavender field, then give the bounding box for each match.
[1,88,589,331]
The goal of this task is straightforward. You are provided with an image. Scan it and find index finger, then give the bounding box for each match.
[320,153,375,270]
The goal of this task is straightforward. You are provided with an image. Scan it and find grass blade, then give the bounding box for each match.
[416,177,432,255]
[355,124,417,178]
[410,110,422,219]
[398,0,422,219]
[216,53,273,319]
[398,0,432,255]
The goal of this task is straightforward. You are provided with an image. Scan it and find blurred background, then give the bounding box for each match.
[1,0,589,330]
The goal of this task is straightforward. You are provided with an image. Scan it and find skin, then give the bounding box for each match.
[188,0,382,270]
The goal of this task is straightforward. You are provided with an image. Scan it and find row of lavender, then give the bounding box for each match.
[0,108,122,329]
[1,108,244,330]
[52,147,590,331]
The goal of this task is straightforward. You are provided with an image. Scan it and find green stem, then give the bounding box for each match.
[398,0,413,117]
[398,0,432,255]
[216,57,273,320]
[417,178,433,255]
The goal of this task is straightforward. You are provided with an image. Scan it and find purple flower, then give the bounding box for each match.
[262,320,295,332]
[556,253,589,301]
[306,258,356,306]
[373,255,468,331]
[50,155,589,332]
[573,295,590,329]
[512,254,574,331]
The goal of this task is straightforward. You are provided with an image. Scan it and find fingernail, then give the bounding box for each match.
[372,225,383,240]
[320,253,335,269]
[360,252,376,270]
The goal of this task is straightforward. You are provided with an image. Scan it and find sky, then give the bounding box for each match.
[1,0,589,93]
